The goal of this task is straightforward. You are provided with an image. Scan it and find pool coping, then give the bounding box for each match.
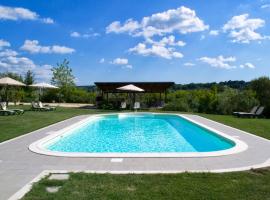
[28,112,248,158]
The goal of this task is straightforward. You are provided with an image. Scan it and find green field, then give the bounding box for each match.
[23,169,270,200]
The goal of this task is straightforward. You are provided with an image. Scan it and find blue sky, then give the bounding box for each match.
[0,0,270,85]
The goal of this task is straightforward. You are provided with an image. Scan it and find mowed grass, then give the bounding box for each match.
[0,106,107,143]
[23,169,270,200]
[199,113,270,140]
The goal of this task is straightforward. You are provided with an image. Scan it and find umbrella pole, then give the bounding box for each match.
[39,88,41,101]
[133,92,135,110]
[5,86,8,106]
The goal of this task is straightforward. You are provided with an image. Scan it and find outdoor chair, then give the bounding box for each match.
[134,102,140,111]
[252,106,265,118]
[0,102,24,115]
[236,106,264,118]
[0,103,15,116]
[233,106,258,117]
[38,101,56,111]
[31,102,51,111]
[120,102,127,109]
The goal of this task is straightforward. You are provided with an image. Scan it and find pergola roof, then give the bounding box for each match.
[95,82,174,93]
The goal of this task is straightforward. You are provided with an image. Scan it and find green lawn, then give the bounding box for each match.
[23,169,270,200]
[199,113,270,140]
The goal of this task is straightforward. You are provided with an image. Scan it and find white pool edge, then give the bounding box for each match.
[28,113,248,158]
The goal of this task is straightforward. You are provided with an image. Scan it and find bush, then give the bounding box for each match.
[42,87,96,103]
[216,88,258,115]
[250,77,270,117]
[163,87,259,115]
[163,99,190,112]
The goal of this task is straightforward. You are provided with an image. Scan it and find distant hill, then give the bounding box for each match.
[77,80,250,92]
[172,80,250,91]
[77,85,97,92]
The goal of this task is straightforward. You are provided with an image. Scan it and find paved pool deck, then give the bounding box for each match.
[0,114,270,200]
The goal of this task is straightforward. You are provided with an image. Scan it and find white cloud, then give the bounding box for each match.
[0,53,35,73]
[51,45,75,54]
[111,58,129,65]
[223,14,267,43]
[199,55,236,69]
[20,40,75,54]
[147,35,186,47]
[99,58,105,63]
[106,6,208,38]
[34,64,53,81]
[0,39,10,49]
[0,49,18,57]
[70,32,80,38]
[0,5,54,24]
[110,58,132,69]
[200,35,206,40]
[125,64,133,69]
[209,30,219,36]
[70,30,100,38]
[129,42,183,59]
[106,19,140,35]
[0,49,53,81]
[184,62,195,66]
[261,4,270,9]
[42,17,54,24]
[240,62,255,69]
[21,40,50,53]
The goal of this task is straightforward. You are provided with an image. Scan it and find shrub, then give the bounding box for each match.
[250,77,270,116]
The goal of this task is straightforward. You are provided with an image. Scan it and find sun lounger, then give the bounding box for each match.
[31,102,50,111]
[252,106,264,118]
[233,106,258,117]
[0,102,24,115]
[0,109,15,116]
[236,106,264,118]
[38,101,56,111]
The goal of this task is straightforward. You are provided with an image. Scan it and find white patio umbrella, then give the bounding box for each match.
[117,84,144,92]
[0,77,26,104]
[117,84,144,109]
[29,82,58,100]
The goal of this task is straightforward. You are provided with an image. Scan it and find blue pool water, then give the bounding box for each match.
[46,114,235,153]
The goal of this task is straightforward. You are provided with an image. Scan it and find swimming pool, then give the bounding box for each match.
[29,113,247,157]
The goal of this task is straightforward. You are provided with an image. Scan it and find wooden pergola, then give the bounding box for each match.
[95,82,174,103]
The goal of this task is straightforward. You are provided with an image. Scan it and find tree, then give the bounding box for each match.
[0,72,23,82]
[250,77,270,106]
[51,59,75,102]
[24,70,35,85]
[250,77,270,116]
[51,59,75,87]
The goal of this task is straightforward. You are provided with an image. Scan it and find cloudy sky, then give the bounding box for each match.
[0,0,270,84]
